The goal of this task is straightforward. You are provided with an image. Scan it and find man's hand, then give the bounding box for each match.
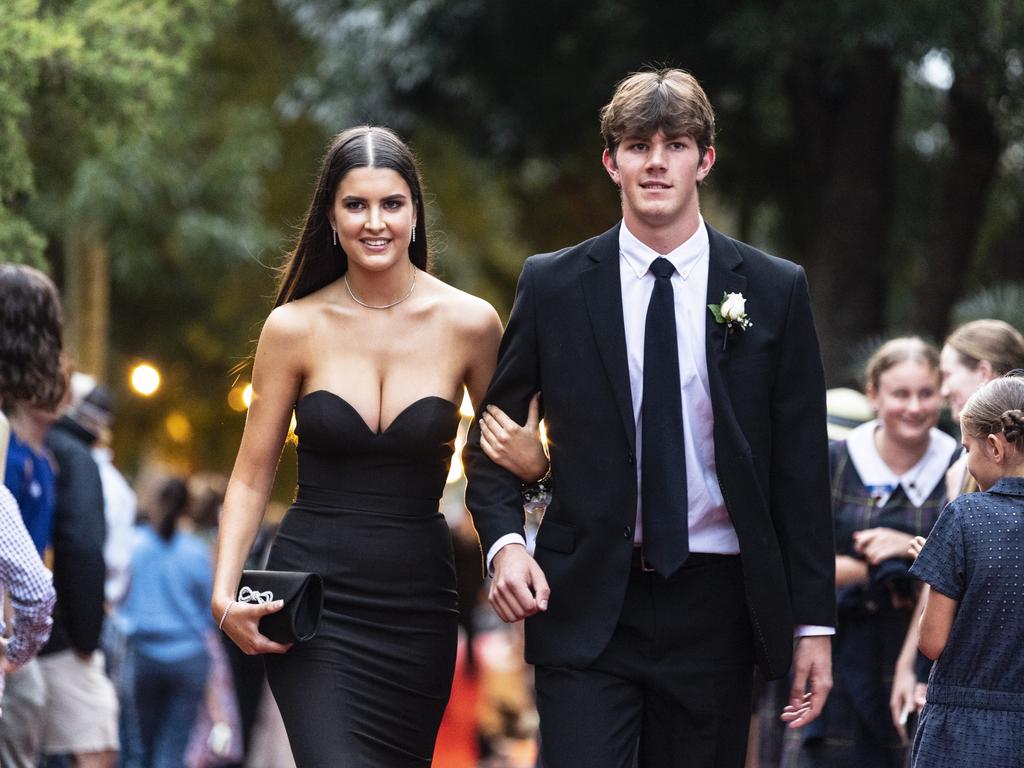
[489,543,550,623]
[781,635,832,729]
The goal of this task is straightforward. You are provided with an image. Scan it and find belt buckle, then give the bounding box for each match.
[637,548,656,573]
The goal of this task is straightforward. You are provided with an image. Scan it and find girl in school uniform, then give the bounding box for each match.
[910,374,1024,767]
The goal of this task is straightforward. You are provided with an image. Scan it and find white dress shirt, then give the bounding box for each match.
[619,218,737,551]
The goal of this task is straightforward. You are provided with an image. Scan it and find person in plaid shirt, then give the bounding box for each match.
[0,483,56,684]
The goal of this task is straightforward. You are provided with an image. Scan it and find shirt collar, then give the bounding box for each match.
[845,419,958,508]
[989,477,1024,497]
[619,217,709,281]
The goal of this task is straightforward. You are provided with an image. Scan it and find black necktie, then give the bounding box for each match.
[641,257,689,577]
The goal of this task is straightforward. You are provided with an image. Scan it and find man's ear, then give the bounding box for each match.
[697,145,716,181]
[602,148,620,186]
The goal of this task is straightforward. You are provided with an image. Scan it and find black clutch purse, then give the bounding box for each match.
[237,570,324,644]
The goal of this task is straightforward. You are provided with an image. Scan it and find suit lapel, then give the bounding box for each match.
[580,224,636,447]
[705,225,747,448]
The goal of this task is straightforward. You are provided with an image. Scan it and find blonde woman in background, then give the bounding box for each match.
[939,319,1024,497]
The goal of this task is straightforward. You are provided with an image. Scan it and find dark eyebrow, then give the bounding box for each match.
[340,193,409,203]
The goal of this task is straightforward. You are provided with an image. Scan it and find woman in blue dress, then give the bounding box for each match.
[910,374,1024,767]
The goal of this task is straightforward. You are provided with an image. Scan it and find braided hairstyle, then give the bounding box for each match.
[960,373,1024,447]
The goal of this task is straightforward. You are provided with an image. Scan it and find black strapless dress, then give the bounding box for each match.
[264,390,461,767]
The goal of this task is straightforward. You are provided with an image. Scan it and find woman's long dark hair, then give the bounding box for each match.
[0,264,67,410]
[274,126,429,307]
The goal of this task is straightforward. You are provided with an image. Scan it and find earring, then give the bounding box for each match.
[411,227,416,244]
[332,229,337,246]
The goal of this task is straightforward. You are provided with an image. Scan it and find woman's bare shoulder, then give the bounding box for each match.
[261,282,343,344]
[261,301,309,346]
[426,276,502,338]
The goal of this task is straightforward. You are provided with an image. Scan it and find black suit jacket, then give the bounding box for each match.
[42,417,107,656]
[464,223,835,679]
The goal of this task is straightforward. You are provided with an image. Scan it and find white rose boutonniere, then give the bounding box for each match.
[708,291,752,350]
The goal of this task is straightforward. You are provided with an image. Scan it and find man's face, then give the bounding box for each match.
[602,130,714,234]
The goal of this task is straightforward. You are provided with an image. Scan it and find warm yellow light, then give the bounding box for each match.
[459,388,474,419]
[164,411,192,443]
[285,412,299,445]
[130,363,161,396]
[539,419,548,449]
[447,430,467,484]
[227,384,248,412]
[242,383,253,409]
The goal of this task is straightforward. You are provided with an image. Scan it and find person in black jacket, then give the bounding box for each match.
[39,413,119,768]
[465,69,835,768]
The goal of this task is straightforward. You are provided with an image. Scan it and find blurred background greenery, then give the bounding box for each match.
[2,0,1023,497]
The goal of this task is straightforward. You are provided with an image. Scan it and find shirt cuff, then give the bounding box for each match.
[486,534,528,576]
[794,624,835,638]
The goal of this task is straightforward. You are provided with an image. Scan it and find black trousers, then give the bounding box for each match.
[535,553,755,768]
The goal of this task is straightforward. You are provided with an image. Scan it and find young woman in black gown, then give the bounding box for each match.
[212,127,537,766]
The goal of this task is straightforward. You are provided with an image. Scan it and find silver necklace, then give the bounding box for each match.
[344,269,417,309]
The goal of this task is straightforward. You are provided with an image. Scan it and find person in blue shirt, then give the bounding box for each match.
[117,476,214,768]
[910,374,1024,767]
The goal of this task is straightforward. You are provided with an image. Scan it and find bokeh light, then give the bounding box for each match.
[164,411,192,443]
[227,383,249,412]
[129,363,161,396]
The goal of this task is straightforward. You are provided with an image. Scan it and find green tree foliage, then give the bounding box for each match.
[1,0,228,266]
[87,1,320,485]
[2,0,321,486]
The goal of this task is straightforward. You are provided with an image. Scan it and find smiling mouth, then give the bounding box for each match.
[361,238,391,247]
[641,182,672,190]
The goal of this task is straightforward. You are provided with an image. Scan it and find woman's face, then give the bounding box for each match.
[330,167,415,273]
[939,344,990,422]
[869,360,942,446]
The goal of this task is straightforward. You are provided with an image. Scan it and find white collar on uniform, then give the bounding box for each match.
[619,217,709,281]
[846,419,957,508]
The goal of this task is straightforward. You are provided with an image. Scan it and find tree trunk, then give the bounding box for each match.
[784,46,902,385]
[912,65,1001,340]
[64,226,110,381]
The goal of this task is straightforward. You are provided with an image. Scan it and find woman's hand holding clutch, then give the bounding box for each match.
[213,595,292,656]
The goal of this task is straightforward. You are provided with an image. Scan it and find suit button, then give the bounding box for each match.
[623,526,633,538]
[626,452,635,465]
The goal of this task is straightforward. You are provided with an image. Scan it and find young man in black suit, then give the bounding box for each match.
[465,69,836,767]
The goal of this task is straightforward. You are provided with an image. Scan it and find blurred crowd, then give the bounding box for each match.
[2,256,1022,768]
